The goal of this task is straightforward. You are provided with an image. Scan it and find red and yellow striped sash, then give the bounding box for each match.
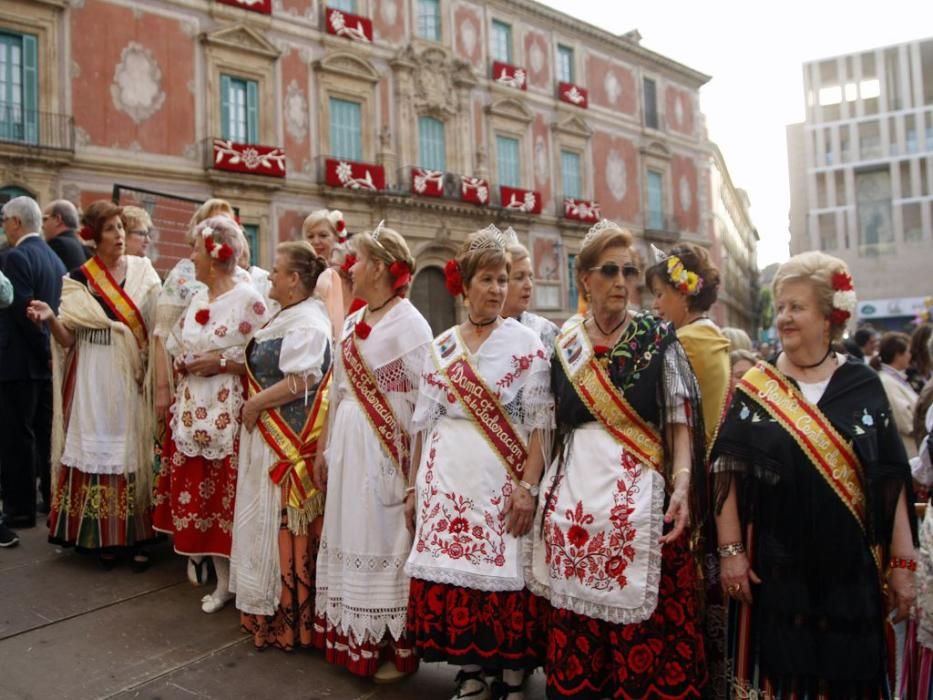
[81,256,148,350]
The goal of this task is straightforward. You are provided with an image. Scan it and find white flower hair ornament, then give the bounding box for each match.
[201,227,235,262]
[328,210,348,242]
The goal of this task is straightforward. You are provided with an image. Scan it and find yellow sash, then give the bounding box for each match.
[433,330,527,482]
[738,362,872,548]
[81,256,148,350]
[556,323,663,471]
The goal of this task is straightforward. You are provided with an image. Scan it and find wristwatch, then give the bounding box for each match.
[518,479,539,498]
[219,357,227,373]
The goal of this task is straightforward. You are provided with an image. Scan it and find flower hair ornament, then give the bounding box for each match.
[78,225,95,241]
[830,270,856,325]
[388,260,412,296]
[581,219,620,250]
[665,255,703,297]
[328,210,348,242]
[340,253,357,275]
[444,259,464,297]
[201,227,235,262]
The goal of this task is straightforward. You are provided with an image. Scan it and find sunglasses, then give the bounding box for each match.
[590,263,640,280]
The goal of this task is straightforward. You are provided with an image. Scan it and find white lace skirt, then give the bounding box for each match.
[314,396,412,643]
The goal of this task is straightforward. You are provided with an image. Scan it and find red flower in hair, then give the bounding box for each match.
[78,226,95,241]
[341,254,357,275]
[444,259,463,297]
[389,260,412,293]
[831,271,853,291]
[194,308,210,326]
[830,308,851,325]
[354,320,372,339]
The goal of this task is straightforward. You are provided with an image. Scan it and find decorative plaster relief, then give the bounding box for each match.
[529,41,544,75]
[74,126,90,148]
[284,80,308,144]
[380,0,398,25]
[604,72,621,105]
[534,135,548,186]
[460,18,477,57]
[110,42,166,125]
[606,149,627,202]
[675,96,684,128]
[679,175,692,212]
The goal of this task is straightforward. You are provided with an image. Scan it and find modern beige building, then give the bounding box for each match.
[787,37,933,331]
[2,0,757,333]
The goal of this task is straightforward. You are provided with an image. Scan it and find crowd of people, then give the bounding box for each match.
[0,191,931,699]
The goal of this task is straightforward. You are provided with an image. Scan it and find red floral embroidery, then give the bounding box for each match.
[217,387,230,402]
[214,412,231,430]
[195,407,208,420]
[195,308,210,325]
[193,430,212,447]
[214,325,228,337]
[545,451,641,591]
[424,371,455,404]
[238,321,253,335]
[252,301,266,315]
[496,349,546,389]
[415,433,508,567]
[182,411,193,427]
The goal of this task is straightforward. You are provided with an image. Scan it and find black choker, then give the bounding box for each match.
[591,314,627,337]
[795,346,833,370]
[368,295,396,313]
[468,314,498,328]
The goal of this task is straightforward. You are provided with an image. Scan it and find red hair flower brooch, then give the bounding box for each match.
[194,308,210,326]
[389,260,412,296]
[340,254,357,275]
[830,270,856,326]
[78,225,95,241]
[202,227,234,262]
[444,259,463,297]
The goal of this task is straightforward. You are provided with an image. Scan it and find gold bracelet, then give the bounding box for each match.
[717,542,745,557]
[672,468,691,482]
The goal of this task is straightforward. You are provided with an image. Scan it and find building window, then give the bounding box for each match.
[856,170,894,255]
[328,0,356,12]
[416,0,441,41]
[557,45,574,83]
[567,253,578,311]
[0,31,38,144]
[646,170,664,229]
[560,149,581,199]
[329,97,362,161]
[643,77,658,130]
[496,135,520,188]
[418,116,446,171]
[242,223,259,264]
[220,75,258,143]
[490,20,512,64]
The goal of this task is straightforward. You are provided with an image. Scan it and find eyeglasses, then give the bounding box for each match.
[128,229,152,239]
[590,263,640,280]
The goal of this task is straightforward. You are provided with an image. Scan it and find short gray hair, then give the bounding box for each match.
[194,216,245,274]
[47,199,79,229]
[2,196,42,233]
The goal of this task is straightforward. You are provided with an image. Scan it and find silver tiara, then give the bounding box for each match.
[371,219,386,240]
[468,224,506,253]
[581,219,619,249]
[501,226,519,248]
[650,243,669,264]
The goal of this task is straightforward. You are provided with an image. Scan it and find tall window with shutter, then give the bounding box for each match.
[490,20,512,64]
[496,135,520,188]
[561,150,582,199]
[329,97,362,161]
[220,75,258,144]
[418,116,446,171]
[0,31,38,143]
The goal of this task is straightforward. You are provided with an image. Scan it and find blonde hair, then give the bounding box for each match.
[772,251,852,341]
[721,326,754,352]
[187,198,235,246]
[730,349,758,368]
[121,205,152,233]
[352,225,415,295]
[302,209,342,238]
[506,243,530,267]
[575,225,634,298]
[194,215,244,274]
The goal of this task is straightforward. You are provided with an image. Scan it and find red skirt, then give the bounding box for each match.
[152,424,239,557]
[241,509,322,652]
[407,579,545,670]
[48,465,154,552]
[544,537,707,699]
[310,615,418,677]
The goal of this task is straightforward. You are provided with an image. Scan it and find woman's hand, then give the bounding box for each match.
[504,484,535,537]
[404,491,416,536]
[720,552,761,605]
[313,453,327,492]
[186,353,221,378]
[26,300,53,324]
[889,566,917,623]
[242,397,260,432]
[155,383,172,417]
[660,479,691,544]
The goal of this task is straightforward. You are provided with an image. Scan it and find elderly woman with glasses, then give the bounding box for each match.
[527,220,707,699]
[121,206,153,258]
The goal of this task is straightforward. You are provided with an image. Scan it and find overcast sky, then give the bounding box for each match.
[540,0,933,267]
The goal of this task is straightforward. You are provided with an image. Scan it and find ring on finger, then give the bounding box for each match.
[727,583,741,594]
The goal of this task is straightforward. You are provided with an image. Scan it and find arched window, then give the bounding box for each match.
[410,266,455,336]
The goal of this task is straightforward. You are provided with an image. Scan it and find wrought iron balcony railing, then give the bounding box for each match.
[0,104,74,151]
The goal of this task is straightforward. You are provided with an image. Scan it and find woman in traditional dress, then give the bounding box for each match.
[873,332,920,460]
[501,239,558,352]
[231,241,331,650]
[303,209,349,336]
[405,227,554,700]
[29,200,161,569]
[312,223,430,681]
[526,221,708,699]
[712,251,918,698]
[152,216,271,613]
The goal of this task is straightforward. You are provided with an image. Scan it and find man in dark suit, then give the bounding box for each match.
[0,196,66,534]
[42,199,90,271]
